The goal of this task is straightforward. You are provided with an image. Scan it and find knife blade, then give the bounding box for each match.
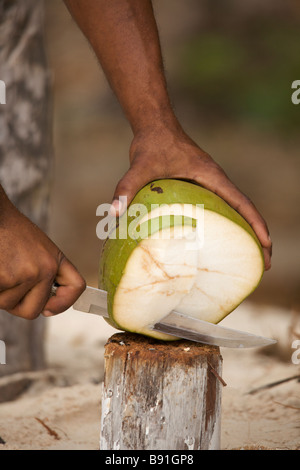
[72,286,276,349]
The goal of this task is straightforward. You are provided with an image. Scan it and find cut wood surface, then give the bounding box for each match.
[100,332,223,450]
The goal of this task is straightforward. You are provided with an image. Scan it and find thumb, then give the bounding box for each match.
[110,165,152,217]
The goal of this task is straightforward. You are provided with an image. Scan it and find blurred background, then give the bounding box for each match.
[44,0,300,310]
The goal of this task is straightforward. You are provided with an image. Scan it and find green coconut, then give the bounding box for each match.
[99,179,264,340]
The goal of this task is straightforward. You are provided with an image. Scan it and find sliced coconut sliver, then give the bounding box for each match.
[113,225,198,337]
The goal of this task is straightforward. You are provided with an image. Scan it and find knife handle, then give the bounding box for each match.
[50,282,59,297]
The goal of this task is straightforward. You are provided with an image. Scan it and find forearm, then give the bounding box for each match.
[64,0,272,270]
[63,0,179,134]
[0,184,12,214]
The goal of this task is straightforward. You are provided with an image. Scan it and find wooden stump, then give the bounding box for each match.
[100,332,223,450]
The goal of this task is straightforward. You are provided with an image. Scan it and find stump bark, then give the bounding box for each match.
[100,332,223,450]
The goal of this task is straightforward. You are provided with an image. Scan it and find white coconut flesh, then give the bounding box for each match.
[112,204,264,339]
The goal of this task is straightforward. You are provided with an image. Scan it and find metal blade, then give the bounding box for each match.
[151,311,277,348]
[72,286,276,349]
[73,286,109,318]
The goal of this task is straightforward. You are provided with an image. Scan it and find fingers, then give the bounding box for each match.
[0,281,36,314]
[0,257,86,319]
[110,137,272,271]
[0,200,86,319]
[110,164,157,216]
[41,257,86,316]
[0,256,57,318]
[8,279,55,319]
[262,246,272,271]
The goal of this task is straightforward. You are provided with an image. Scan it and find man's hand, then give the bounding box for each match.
[111,125,272,271]
[64,0,272,270]
[0,188,86,319]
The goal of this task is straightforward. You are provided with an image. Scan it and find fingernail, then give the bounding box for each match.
[42,310,54,317]
[109,199,123,216]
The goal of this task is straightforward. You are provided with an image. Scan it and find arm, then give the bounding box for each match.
[64,0,272,270]
[0,185,85,318]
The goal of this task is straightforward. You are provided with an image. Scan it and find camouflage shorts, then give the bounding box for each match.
[0,0,53,375]
[0,0,53,229]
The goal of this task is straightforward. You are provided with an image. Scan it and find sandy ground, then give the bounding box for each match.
[0,301,299,450]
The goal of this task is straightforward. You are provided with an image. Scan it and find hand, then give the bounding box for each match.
[110,125,272,270]
[63,1,272,270]
[0,193,86,319]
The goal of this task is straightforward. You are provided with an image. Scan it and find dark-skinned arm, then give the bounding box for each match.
[0,185,86,318]
[64,0,272,270]
[0,0,272,321]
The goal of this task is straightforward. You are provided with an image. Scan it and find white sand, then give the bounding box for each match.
[0,302,299,450]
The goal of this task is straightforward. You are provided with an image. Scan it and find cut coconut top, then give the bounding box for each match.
[112,206,263,339]
[99,180,264,341]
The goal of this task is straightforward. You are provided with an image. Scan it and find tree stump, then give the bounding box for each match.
[100,332,223,450]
